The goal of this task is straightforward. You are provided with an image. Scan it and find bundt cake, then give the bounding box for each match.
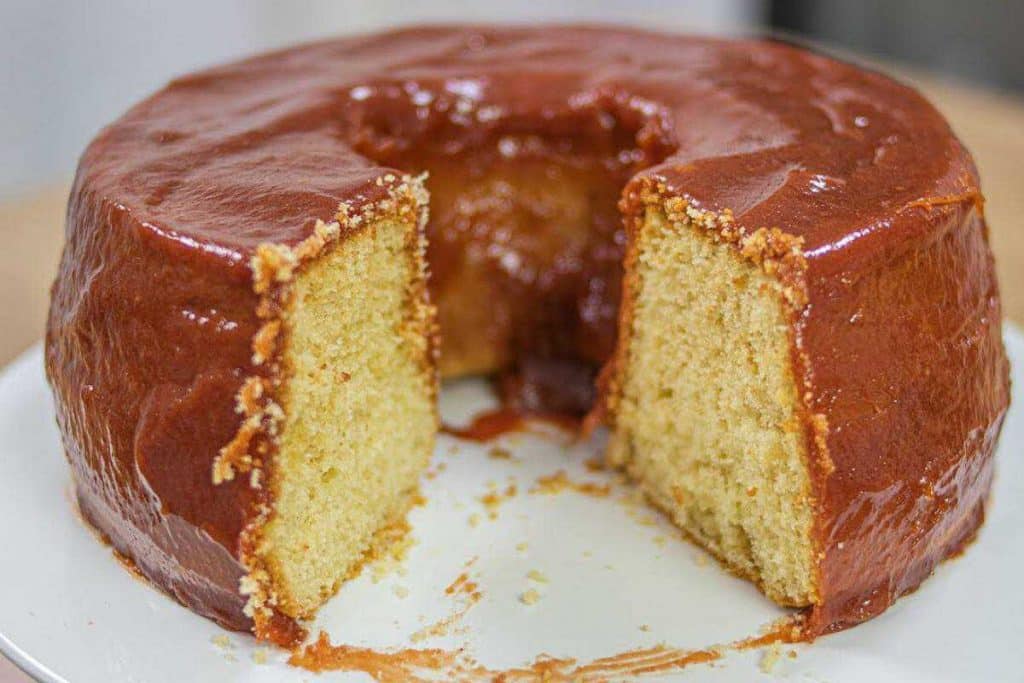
[45,25,1010,645]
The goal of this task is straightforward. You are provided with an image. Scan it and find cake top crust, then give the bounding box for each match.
[73,24,979,273]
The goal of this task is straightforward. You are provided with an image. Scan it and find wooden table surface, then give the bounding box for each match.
[1,68,1022,682]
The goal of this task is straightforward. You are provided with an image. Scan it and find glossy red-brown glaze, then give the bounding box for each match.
[46,25,1009,639]
[441,407,579,443]
[441,409,527,442]
[289,630,725,680]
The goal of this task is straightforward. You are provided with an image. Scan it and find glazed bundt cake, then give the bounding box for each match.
[45,25,1010,645]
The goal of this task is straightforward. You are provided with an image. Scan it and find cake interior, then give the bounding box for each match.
[608,209,816,606]
[259,218,435,618]
[256,126,818,622]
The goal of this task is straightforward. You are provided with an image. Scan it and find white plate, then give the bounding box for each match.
[1,328,1022,683]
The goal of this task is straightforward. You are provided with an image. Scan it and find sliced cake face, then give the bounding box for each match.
[252,214,437,621]
[607,206,818,608]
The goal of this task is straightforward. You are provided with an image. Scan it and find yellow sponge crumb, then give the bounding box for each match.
[260,218,435,618]
[609,209,816,606]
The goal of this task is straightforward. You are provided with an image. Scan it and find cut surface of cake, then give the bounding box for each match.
[607,205,816,608]
[45,25,1010,645]
[248,210,436,621]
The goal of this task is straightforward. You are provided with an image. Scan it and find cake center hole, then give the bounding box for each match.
[346,90,676,415]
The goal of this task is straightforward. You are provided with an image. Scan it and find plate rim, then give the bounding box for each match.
[2,322,1021,683]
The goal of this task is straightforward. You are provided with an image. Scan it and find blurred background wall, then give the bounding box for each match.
[5,0,1024,200]
[770,1,1024,93]
[0,0,760,200]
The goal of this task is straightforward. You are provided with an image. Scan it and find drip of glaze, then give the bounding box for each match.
[288,615,809,680]
[441,407,580,442]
